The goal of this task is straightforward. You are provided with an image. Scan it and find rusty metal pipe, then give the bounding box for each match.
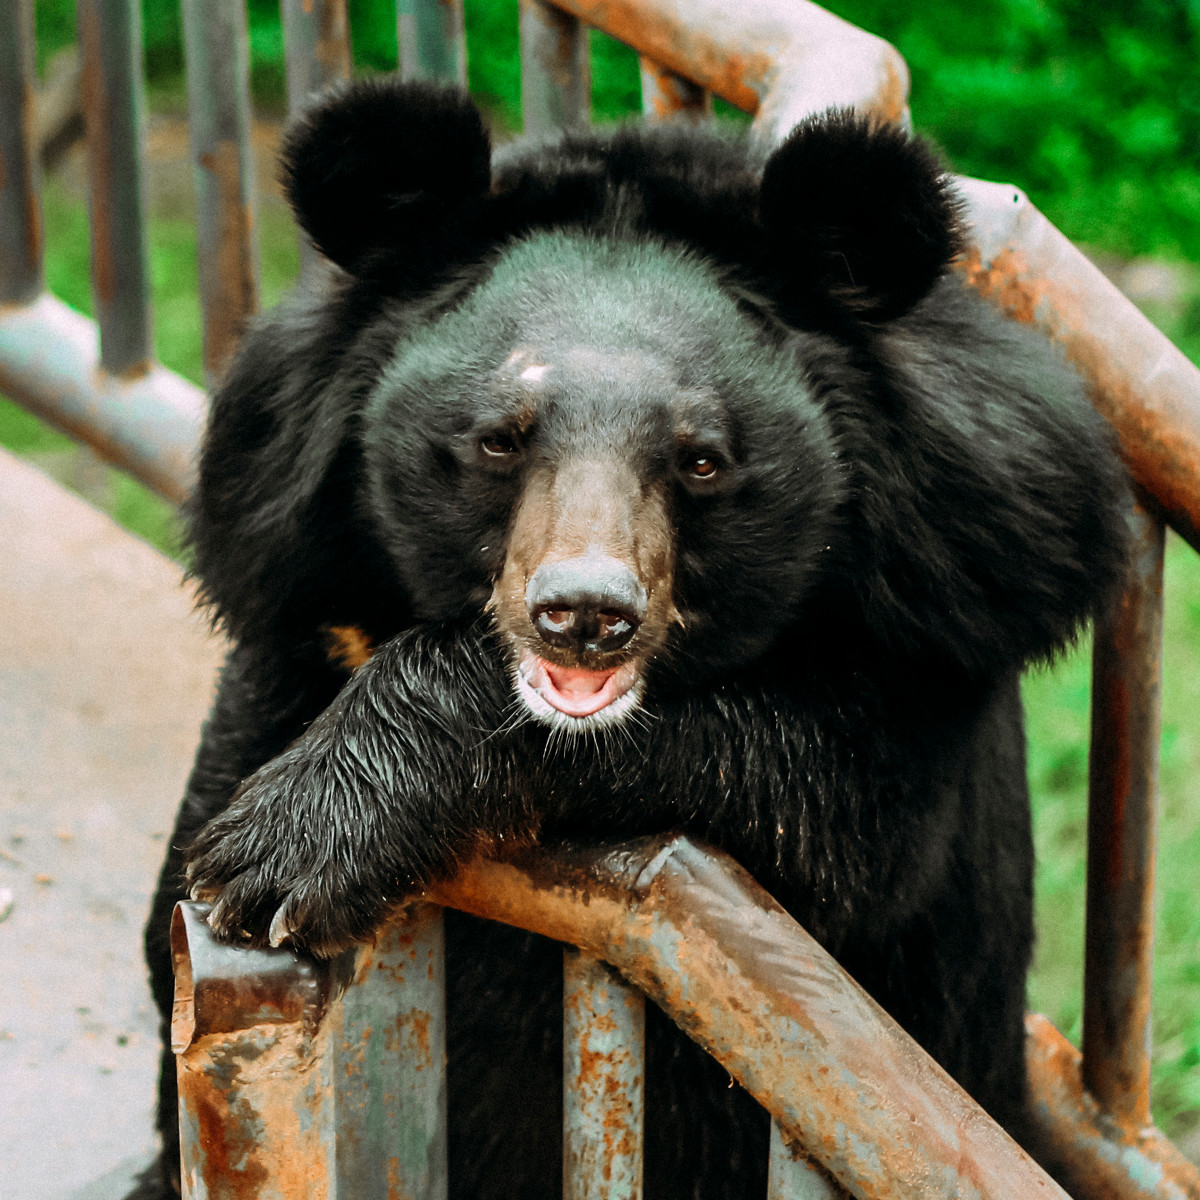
[0,0,42,305]
[181,0,259,387]
[331,904,449,1199]
[433,836,1070,1200]
[171,901,336,1199]
[768,1121,846,1199]
[563,949,645,1199]
[1026,1014,1200,1200]
[281,0,352,274]
[172,901,449,1200]
[639,56,712,124]
[282,0,352,116]
[0,294,203,502]
[77,0,153,375]
[542,0,909,144]
[520,0,590,137]
[398,0,468,86]
[1082,501,1166,1126]
[958,177,1200,556]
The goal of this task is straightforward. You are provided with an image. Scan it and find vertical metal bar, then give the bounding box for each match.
[639,56,711,124]
[281,0,352,274]
[282,0,353,114]
[519,0,589,137]
[181,0,259,386]
[172,902,335,1199]
[0,0,42,304]
[1082,498,1165,1127]
[77,0,152,375]
[333,905,448,1200]
[563,949,644,1200]
[768,1121,845,1199]
[397,0,467,86]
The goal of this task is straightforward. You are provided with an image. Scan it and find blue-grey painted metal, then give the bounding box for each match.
[333,905,449,1200]
[767,1121,845,1199]
[563,949,645,1200]
[76,0,153,374]
[519,0,590,137]
[0,294,203,502]
[639,55,712,124]
[282,0,353,115]
[398,0,467,86]
[181,0,259,386]
[0,0,41,304]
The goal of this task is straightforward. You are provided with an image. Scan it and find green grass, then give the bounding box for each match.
[7,0,1200,1146]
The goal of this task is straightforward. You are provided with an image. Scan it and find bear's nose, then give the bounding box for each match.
[525,556,647,654]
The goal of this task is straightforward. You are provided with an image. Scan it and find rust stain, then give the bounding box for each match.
[959,245,1045,326]
[387,1156,404,1200]
[180,1059,270,1193]
[875,51,909,124]
[384,1008,433,1066]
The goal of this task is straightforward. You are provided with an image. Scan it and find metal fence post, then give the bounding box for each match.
[520,0,590,137]
[181,0,259,387]
[77,0,153,375]
[1083,499,1166,1127]
[398,0,467,86]
[332,904,449,1200]
[0,0,42,305]
[563,949,645,1200]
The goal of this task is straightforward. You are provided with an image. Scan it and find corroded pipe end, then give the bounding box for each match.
[169,900,333,1053]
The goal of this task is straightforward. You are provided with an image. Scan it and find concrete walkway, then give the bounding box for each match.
[0,450,224,1200]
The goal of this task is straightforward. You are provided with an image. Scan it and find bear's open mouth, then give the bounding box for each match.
[516,649,642,725]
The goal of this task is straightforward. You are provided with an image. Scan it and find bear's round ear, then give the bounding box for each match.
[758,111,964,322]
[281,78,491,277]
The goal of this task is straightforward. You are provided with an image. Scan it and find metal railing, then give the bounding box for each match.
[3,0,1200,1196]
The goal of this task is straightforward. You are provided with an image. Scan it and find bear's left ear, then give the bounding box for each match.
[281,78,492,277]
[758,111,964,322]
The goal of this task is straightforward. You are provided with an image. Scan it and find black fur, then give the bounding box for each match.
[136,79,1131,1199]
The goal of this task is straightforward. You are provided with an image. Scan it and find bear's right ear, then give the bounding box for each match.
[758,110,963,322]
[281,78,492,277]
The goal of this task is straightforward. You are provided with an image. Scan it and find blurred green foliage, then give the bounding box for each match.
[12,0,1200,1145]
[825,0,1200,259]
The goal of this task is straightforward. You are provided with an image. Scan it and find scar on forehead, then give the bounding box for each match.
[519,363,551,383]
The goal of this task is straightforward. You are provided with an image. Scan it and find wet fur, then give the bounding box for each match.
[136,81,1131,1199]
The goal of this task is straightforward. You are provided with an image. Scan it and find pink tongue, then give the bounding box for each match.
[543,664,614,698]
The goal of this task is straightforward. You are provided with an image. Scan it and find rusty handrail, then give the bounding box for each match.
[173,838,1200,1199]
[173,838,1068,1200]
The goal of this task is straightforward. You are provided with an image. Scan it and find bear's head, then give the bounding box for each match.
[266,81,966,729]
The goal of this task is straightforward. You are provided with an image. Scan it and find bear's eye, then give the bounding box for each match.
[480,432,520,458]
[681,453,720,480]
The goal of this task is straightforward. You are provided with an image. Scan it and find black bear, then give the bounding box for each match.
[136,79,1130,1199]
